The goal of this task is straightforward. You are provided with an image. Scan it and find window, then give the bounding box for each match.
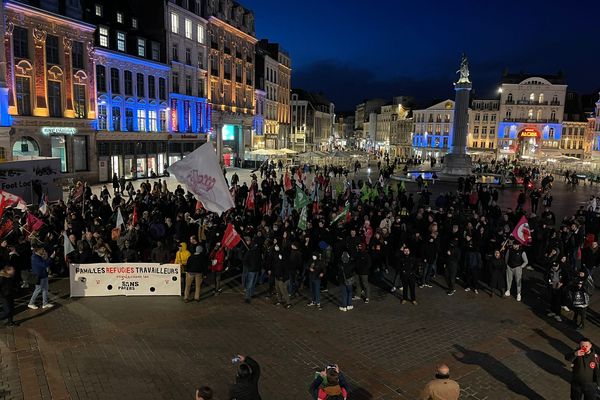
[539,93,544,103]
[98,104,107,129]
[197,25,205,43]
[551,110,556,120]
[47,81,62,117]
[112,106,121,131]
[197,52,204,69]
[473,127,479,135]
[117,12,124,23]
[46,35,59,65]
[529,93,535,101]
[13,27,29,59]
[15,76,31,115]
[72,41,84,69]
[490,127,495,135]
[527,109,533,119]
[110,68,120,94]
[482,127,487,135]
[506,109,511,119]
[99,26,109,47]
[124,70,133,95]
[185,19,192,39]
[132,18,138,29]
[474,113,480,121]
[172,43,179,62]
[172,72,179,93]
[137,38,145,57]
[136,73,144,97]
[160,110,167,131]
[549,127,555,139]
[137,109,146,131]
[472,142,478,148]
[117,32,126,51]
[171,12,179,34]
[151,42,160,61]
[197,78,204,97]
[491,114,496,122]
[73,137,88,171]
[185,74,192,95]
[236,63,242,83]
[224,59,231,80]
[148,110,157,132]
[125,108,134,131]
[96,65,106,92]
[507,93,513,102]
[51,136,67,172]
[185,48,191,65]
[95,4,102,16]
[148,76,156,99]
[482,114,488,121]
[74,85,86,118]
[211,57,218,75]
[159,78,166,100]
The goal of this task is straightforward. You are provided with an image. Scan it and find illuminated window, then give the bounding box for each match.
[151,42,160,61]
[137,109,146,131]
[148,110,157,132]
[117,32,126,51]
[125,108,134,131]
[132,18,138,29]
[137,38,145,57]
[529,93,535,101]
[47,81,61,117]
[95,4,102,16]
[197,25,205,43]
[117,12,124,23]
[99,26,109,47]
[185,19,192,39]
[539,93,544,103]
[159,110,167,131]
[98,105,107,129]
[171,12,179,34]
[74,84,86,118]
[112,106,121,131]
[527,109,533,119]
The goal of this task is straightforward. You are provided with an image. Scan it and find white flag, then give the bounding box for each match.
[116,207,124,228]
[167,142,234,215]
[63,231,75,258]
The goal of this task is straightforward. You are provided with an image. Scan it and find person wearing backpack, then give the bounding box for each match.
[309,364,349,400]
[339,250,354,312]
[569,270,594,330]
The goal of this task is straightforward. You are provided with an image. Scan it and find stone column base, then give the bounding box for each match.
[442,153,473,176]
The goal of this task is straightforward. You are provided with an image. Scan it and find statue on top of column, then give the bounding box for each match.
[456,52,470,84]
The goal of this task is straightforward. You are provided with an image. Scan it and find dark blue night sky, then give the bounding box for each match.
[246,0,600,111]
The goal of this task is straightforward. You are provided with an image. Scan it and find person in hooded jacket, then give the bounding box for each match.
[175,242,191,271]
[546,261,565,322]
[397,246,418,305]
[229,355,261,400]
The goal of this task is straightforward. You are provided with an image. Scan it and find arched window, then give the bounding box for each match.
[528,109,533,119]
[13,136,40,158]
[506,109,512,118]
[536,110,542,120]
[538,93,544,103]
[529,93,535,101]
[507,93,513,102]
[551,110,556,120]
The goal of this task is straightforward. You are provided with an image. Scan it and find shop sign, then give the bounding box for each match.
[41,127,77,136]
[518,128,539,138]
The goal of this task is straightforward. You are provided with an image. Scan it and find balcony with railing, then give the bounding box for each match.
[516,100,549,105]
[503,117,559,123]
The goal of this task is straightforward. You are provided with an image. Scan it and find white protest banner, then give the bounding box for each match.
[70,263,181,297]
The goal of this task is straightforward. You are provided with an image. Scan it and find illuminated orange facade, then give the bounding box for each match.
[4,0,98,180]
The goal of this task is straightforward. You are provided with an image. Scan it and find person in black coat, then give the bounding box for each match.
[445,239,461,295]
[270,245,291,308]
[397,246,417,304]
[229,355,261,400]
[566,339,599,400]
[288,242,303,297]
[0,265,18,326]
[184,245,208,302]
[488,250,506,297]
[242,240,262,303]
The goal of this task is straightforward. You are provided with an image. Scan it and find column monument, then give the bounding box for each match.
[442,53,473,175]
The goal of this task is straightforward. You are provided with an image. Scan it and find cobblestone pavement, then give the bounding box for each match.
[0,264,598,400]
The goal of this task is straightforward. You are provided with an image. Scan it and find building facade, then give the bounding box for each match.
[390,117,413,158]
[205,0,256,163]
[375,96,412,155]
[5,0,98,180]
[290,89,334,151]
[467,99,499,158]
[497,73,567,159]
[254,39,290,149]
[411,99,454,158]
[335,113,354,147]
[354,98,386,149]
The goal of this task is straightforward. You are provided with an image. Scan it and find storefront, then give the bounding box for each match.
[10,119,97,182]
[96,133,206,182]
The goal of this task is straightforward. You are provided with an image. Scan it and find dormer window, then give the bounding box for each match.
[116,12,123,23]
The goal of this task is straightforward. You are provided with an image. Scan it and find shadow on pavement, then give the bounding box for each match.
[347,387,373,400]
[533,328,573,355]
[452,344,545,400]
[508,338,571,383]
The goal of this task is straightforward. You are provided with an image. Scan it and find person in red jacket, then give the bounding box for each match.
[209,242,225,295]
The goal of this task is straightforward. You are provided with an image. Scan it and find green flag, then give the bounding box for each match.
[294,188,310,211]
[330,201,350,226]
[298,206,308,230]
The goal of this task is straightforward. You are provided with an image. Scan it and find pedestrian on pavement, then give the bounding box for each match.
[0,265,18,326]
[355,242,372,303]
[271,245,291,309]
[463,236,482,294]
[504,242,528,301]
[419,364,460,400]
[546,262,565,322]
[28,247,54,310]
[566,338,599,400]
[569,271,593,330]
[307,253,324,310]
[397,246,417,305]
[242,238,261,304]
[229,355,261,400]
[338,250,355,311]
[184,245,208,302]
[488,250,506,297]
[209,242,225,295]
[445,239,461,296]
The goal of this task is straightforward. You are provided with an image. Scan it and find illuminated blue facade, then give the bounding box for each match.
[497,122,562,141]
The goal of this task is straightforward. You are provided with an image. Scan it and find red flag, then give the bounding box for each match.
[0,197,6,220]
[132,206,139,226]
[222,223,242,250]
[195,199,203,212]
[26,213,44,232]
[511,216,532,245]
[284,171,292,191]
[245,187,255,210]
[0,219,13,238]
